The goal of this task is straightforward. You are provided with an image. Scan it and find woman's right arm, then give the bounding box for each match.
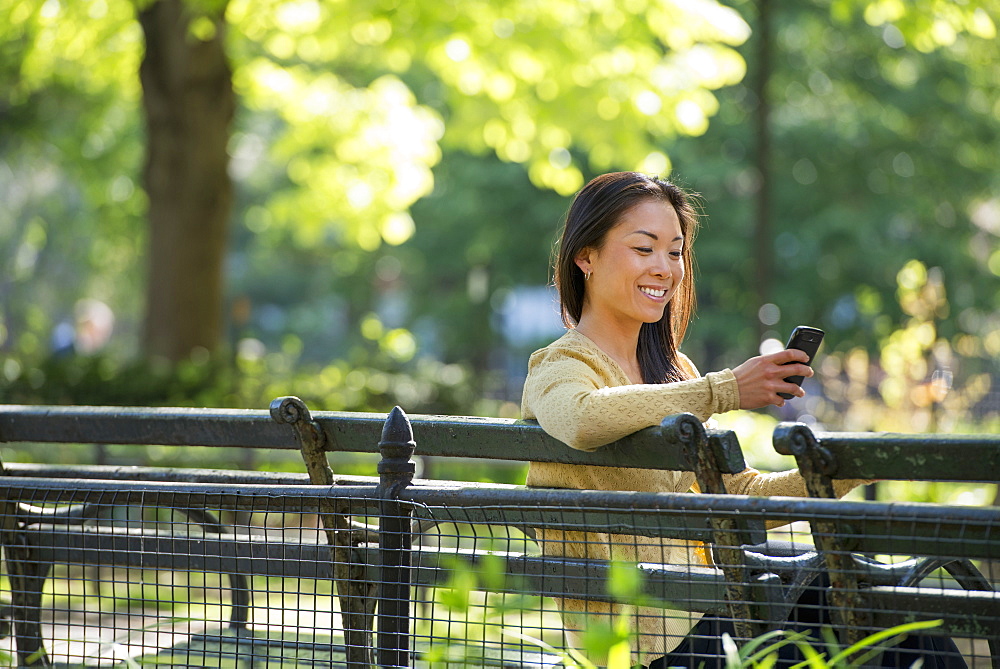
[522,347,739,451]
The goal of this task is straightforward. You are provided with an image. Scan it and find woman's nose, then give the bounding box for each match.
[650,255,669,277]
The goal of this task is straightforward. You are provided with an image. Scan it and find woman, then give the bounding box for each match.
[521,172,965,668]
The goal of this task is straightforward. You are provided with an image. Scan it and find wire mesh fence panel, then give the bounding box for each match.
[396,498,818,668]
[0,482,380,668]
[1,479,999,669]
[406,510,564,667]
[396,495,1000,669]
[807,506,1000,669]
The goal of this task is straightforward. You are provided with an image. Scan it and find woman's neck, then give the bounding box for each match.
[573,315,643,384]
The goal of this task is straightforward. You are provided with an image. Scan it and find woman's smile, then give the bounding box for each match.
[639,285,669,300]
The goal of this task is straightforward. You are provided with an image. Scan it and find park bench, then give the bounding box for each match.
[773,421,1000,665]
[0,399,812,668]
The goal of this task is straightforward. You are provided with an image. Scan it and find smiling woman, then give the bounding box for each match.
[519,172,963,668]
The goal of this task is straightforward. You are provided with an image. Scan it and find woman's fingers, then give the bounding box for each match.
[768,363,812,399]
[733,355,814,409]
[772,348,811,364]
[779,362,814,380]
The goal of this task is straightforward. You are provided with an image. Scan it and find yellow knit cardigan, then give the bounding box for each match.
[521,329,858,664]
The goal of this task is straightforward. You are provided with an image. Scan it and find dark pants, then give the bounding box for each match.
[648,545,967,669]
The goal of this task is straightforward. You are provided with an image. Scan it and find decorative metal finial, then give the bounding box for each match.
[378,406,416,479]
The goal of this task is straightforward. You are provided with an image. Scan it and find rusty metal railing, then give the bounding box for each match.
[1,402,998,668]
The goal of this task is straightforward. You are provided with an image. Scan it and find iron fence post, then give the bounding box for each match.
[376,407,416,669]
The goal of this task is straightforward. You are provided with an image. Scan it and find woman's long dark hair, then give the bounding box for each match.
[554,172,699,384]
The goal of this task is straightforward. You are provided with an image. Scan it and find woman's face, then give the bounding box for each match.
[574,198,685,329]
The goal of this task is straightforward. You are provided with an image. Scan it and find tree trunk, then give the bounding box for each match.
[752,0,774,336]
[139,0,233,361]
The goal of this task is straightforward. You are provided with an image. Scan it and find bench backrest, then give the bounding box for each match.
[0,401,759,568]
[0,401,746,474]
[772,421,1000,486]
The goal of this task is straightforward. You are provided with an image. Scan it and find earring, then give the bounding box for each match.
[584,270,591,281]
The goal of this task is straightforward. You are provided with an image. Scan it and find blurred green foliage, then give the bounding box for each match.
[672,1,1000,364]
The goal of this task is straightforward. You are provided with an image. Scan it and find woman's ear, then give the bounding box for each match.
[574,248,593,275]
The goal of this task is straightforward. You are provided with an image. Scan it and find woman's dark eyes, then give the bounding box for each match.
[635,247,682,258]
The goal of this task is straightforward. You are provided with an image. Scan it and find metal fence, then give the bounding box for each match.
[3,475,999,668]
[1,402,999,668]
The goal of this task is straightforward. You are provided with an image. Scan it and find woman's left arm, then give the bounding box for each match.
[723,468,867,499]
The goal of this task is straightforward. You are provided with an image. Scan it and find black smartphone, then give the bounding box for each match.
[778,326,825,399]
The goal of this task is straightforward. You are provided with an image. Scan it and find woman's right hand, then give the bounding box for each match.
[732,349,813,409]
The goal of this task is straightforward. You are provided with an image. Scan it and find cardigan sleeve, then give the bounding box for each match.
[522,344,740,452]
[723,468,866,499]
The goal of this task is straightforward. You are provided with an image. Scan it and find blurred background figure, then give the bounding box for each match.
[51,299,115,357]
